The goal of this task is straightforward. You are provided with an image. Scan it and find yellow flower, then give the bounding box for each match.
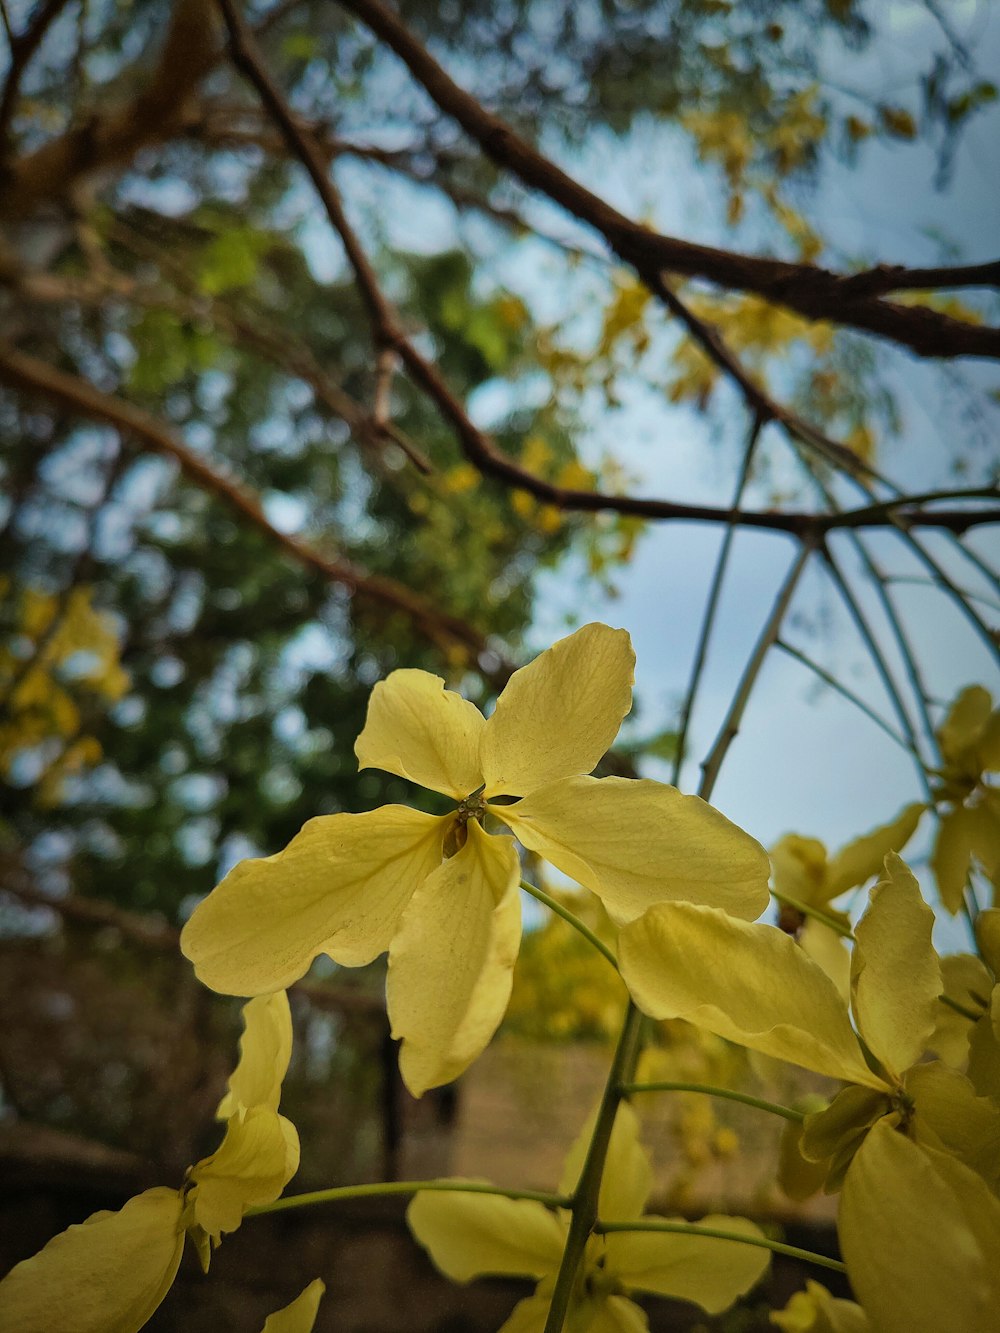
[930,686,1000,913]
[181,623,770,1096]
[0,995,300,1332]
[770,803,924,997]
[407,1102,769,1331]
[620,854,1000,1191]
[770,1279,870,1332]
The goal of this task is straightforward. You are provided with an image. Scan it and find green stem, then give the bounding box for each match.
[520,878,620,973]
[619,1081,804,1123]
[595,1220,846,1275]
[771,888,855,939]
[542,1002,645,1333]
[246,1179,570,1218]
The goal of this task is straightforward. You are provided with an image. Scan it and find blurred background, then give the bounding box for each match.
[1,0,998,1327]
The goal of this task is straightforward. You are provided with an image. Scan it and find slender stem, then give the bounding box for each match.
[771,889,855,939]
[542,1002,645,1333]
[619,1081,805,1123]
[672,410,764,786]
[246,1179,570,1218]
[699,539,814,797]
[520,879,620,973]
[886,574,1000,616]
[819,546,935,804]
[595,1220,847,1275]
[775,639,917,756]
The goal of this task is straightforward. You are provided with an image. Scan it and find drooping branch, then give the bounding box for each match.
[335,0,1000,362]
[0,340,488,660]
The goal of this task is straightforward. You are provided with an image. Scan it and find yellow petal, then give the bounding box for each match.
[558,1102,651,1223]
[777,1119,829,1202]
[259,1279,325,1333]
[968,989,1000,1101]
[969,799,1000,879]
[799,918,851,1001]
[770,1279,871,1332]
[906,1060,1000,1190]
[977,708,1000,772]
[498,1294,554,1333]
[618,903,884,1088]
[928,953,993,1065]
[769,834,829,906]
[188,1107,299,1240]
[387,821,521,1095]
[975,909,1000,975]
[839,1120,1000,1333]
[800,1086,890,1165]
[406,1190,566,1282]
[217,992,293,1121]
[355,669,485,798]
[850,854,940,1079]
[181,807,447,994]
[0,1187,184,1333]
[580,1295,649,1333]
[501,777,770,924]
[938,685,993,767]
[931,806,975,914]
[480,624,634,798]
[605,1214,769,1312]
[825,804,925,900]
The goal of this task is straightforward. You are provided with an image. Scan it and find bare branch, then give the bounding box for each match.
[0,0,73,150]
[335,0,1000,361]
[0,340,488,660]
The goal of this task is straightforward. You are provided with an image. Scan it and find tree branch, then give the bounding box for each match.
[335,0,1000,361]
[0,340,487,660]
[0,0,73,151]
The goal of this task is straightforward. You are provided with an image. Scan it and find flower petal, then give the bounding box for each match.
[799,918,851,1001]
[938,685,993,768]
[0,1187,184,1333]
[498,1294,555,1333]
[583,1295,650,1333]
[388,821,521,1095]
[850,854,940,1079]
[407,1191,565,1282]
[187,1107,299,1241]
[906,1060,1000,1190]
[770,1280,871,1333]
[826,804,925,900]
[217,992,293,1121]
[619,903,884,1088]
[259,1279,325,1333]
[605,1214,768,1312]
[480,624,634,798]
[501,777,770,924]
[558,1101,651,1222]
[769,834,828,906]
[931,806,976,914]
[355,669,485,798]
[181,807,447,995]
[839,1120,1000,1333]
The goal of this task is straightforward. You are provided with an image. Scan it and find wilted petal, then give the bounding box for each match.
[181,807,447,994]
[355,669,486,799]
[619,903,883,1088]
[480,624,634,798]
[259,1279,325,1332]
[388,822,521,1095]
[850,855,940,1079]
[502,777,770,924]
[606,1215,768,1312]
[559,1101,651,1223]
[0,1187,184,1333]
[217,992,293,1121]
[825,804,924,900]
[839,1120,1000,1333]
[770,1279,871,1332]
[187,1107,299,1240]
[407,1191,565,1282]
